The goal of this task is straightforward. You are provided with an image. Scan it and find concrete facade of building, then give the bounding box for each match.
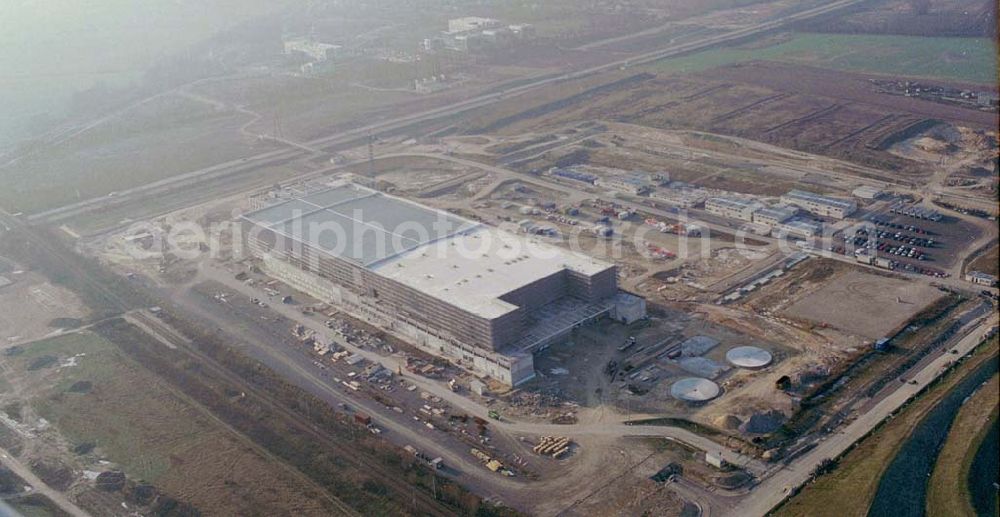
[283,38,341,62]
[241,182,639,385]
[596,173,652,195]
[447,17,499,33]
[852,185,883,200]
[780,190,857,219]
[966,271,998,287]
[651,188,707,208]
[773,218,823,239]
[705,197,764,222]
[752,205,799,227]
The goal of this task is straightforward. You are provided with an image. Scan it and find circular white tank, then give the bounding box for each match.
[726,346,773,369]
[670,377,720,402]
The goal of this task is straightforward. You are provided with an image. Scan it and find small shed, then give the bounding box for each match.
[470,379,487,396]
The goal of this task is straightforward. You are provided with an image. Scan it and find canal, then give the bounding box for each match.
[967,417,998,517]
[867,354,998,517]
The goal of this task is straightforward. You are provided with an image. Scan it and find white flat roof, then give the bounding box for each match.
[371,226,613,319]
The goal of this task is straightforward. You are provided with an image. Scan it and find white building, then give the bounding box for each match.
[752,206,799,227]
[852,185,883,200]
[774,218,823,239]
[966,271,998,287]
[508,24,536,39]
[651,188,707,208]
[447,17,499,33]
[243,182,640,386]
[596,173,652,195]
[283,38,341,62]
[705,197,765,222]
[780,190,857,219]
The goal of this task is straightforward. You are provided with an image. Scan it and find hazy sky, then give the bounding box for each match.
[0,1,289,147]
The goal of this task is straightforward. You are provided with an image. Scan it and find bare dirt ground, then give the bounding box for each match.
[557,439,688,517]
[453,64,995,181]
[697,62,998,129]
[0,266,88,347]
[782,270,943,340]
[887,122,998,201]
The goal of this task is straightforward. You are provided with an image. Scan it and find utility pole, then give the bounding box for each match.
[368,131,376,177]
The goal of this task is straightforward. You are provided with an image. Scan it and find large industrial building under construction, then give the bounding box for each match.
[241,182,645,385]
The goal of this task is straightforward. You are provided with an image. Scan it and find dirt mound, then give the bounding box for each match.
[715,470,752,489]
[67,380,93,393]
[740,410,786,434]
[126,483,158,505]
[913,136,949,153]
[714,414,742,430]
[96,470,126,492]
[72,442,95,455]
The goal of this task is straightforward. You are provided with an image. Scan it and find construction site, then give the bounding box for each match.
[12,75,991,510]
[0,0,996,515]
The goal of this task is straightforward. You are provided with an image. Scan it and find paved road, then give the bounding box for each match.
[725,312,998,517]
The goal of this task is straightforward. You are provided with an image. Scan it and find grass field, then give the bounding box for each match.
[9,331,345,515]
[926,374,998,517]
[646,33,998,85]
[774,338,998,517]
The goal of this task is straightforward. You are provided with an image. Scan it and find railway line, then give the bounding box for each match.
[0,209,455,517]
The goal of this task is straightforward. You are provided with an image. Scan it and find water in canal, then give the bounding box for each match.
[867,355,998,517]
[967,418,998,517]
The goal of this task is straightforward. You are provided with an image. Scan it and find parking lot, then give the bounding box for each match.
[185,268,564,484]
[827,205,983,279]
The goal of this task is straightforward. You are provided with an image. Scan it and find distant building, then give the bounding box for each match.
[650,188,706,208]
[774,218,822,239]
[977,91,999,107]
[966,271,998,287]
[852,185,884,200]
[283,38,341,62]
[596,173,652,195]
[242,182,640,386]
[706,451,727,469]
[447,17,500,34]
[610,293,646,324]
[780,190,857,219]
[435,17,533,53]
[481,27,514,45]
[752,205,799,227]
[705,197,764,222]
[548,167,597,185]
[508,24,536,39]
[470,379,487,395]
